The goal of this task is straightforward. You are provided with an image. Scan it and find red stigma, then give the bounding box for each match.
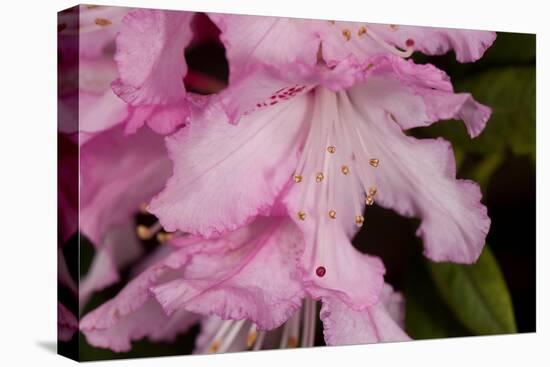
[405,38,415,47]
[316,266,326,277]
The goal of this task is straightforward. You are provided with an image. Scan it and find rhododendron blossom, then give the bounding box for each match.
[75,9,497,354]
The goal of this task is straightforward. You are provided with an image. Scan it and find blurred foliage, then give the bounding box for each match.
[427,247,517,335]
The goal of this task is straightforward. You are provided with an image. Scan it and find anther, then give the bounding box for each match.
[369,158,379,167]
[342,29,351,41]
[355,215,365,227]
[341,165,349,175]
[327,146,336,154]
[365,196,374,206]
[298,211,306,221]
[94,18,112,26]
[328,210,336,219]
[316,266,326,277]
[136,225,151,240]
[358,26,367,36]
[208,340,220,353]
[389,24,399,31]
[156,232,173,243]
[294,174,302,183]
[287,336,298,348]
[246,330,258,348]
[368,187,377,196]
[316,172,324,182]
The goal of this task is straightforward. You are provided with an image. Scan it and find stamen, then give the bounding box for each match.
[136,221,162,240]
[208,340,220,353]
[294,174,303,183]
[355,215,365,227]
[208,319,233,353]
[315,172,324,182]
[389,24,399,31]
[342,29,351,41]
[156,232,173,243]
[362,26,414,58]
[365,196,375,206]
[341,165,349,175]
[368,187,377,196]
[328,210,336,219]
[358,26,367,36]
[94,18,112,26]
[252,331,267,351]
[298,211,306,221]
[369,158,380,167]
[246,324,258,348]
[327,146,336,154]
[218,320,246,353]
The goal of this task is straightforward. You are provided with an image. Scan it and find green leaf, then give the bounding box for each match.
[427,246,517,335]
[405,255,470,339]
[416,67,535,158]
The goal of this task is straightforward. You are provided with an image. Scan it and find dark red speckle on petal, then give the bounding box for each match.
[316,266,326,277]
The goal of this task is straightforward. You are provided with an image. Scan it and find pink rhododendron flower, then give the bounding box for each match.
[81,217,408,351]
[148,14,493,313]
[79,12,496,353]
[58,5,133,144]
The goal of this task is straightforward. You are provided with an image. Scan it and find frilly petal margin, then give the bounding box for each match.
[80,244,206,352]
[150,217,306,330]
[342,93,490,263]
[320,284,410,346]
[362,54,491,138]
[148,95,312,238]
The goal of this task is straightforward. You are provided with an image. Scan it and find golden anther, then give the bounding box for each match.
[329,210,337,219]
[136,225,150,240]
[342,29,351,41]
[287,336,298,348]
[208,341,220,353]
[298,211,306,221]
[327,146,336,154]
[293,174,302,183]
[368,187,377,196]
[369,158,379,167]
[358,26,367,36]
[94,18,112,26]
[341,165,350,175]
[365,195,374,206]
[246,331,258,348]
[355,215,365,226]
[316,172,324,182]
[156,232,173,244]
[389,24,399,31]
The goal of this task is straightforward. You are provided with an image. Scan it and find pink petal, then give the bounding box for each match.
[365,24,496,63]
[82,299,198,352]
[344,93,490,263]
[58,302,78,342]
[148,96,311,237]
[112,9,193,106]
[320,284,410,345]
[80,222,143,307]
[362,55,491,137]
[208,14,320,81]
[80,246,200,352]
[80,124,171,247]
[151,217,305,330]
